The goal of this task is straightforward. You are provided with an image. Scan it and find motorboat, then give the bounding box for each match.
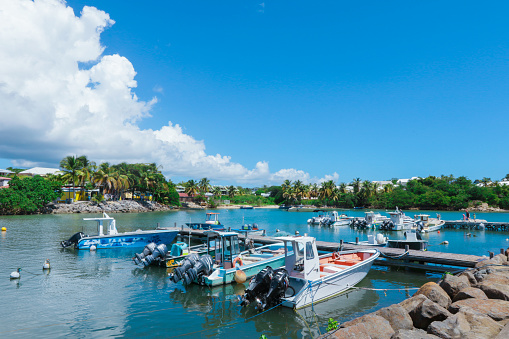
[287,205,315,212]
[240,235,379,310]
[379,208,417,231]
[231,223,266,236]
[307,210,329,225]
[350,211,389,229]
[60,212,179,250]
[415,214,445,233]
[346,233,388,247]
[186,212,225,231]
[169,231,288,287]
[387,229,428,250]
[321,211,354,227]
[240,205,254,209]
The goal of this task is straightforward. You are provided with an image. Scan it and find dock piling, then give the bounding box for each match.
[355,237,359,244]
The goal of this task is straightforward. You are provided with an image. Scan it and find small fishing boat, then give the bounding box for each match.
[287,205,315,212]
[231,223,266,236]
[346,233,388,247]
[387,229,428,250]
[278,204,291,210]
[415,214,445,233]
[61,213,179,250]
[240,235,379,310]
[169,231,288,287]
[321,211,354,227]
[379,208,418,231]
[350,211,389,229]
[240,205,254,209]
[186,212,225,231]
[307,210,329,225]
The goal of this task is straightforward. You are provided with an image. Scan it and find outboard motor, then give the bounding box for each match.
[61,232,86,248]
[133,242,157,265]
[259,268,289,310]
[240,266,274,306]
[142,244,168,267]
[184,254,213,285]
[170,253,199,283]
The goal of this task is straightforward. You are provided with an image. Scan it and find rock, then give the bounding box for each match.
[479,281,509,301]
[496,322,509,339]
[375,304,413,331]
[391,328,440,339]
[452,287,488,302]
[449,298,509,321]
[459,271,477,286]
[399,294,428,313]
[439,274,470,299]
[427,310,470,338]
[333,314,395,339]
[476,255,507,269]
[414,282,452,309]
[483,272,509,285]
[410,299,451,329]
[461,307,503,339]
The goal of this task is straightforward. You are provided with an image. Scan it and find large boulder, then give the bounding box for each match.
[449,298,509,321]
[476,255,507,269]
[452,287,488,302]
[332,314,395,339]
[496,322,509,339]
[410,299,451,329]
[479,281,509,301]
[427,310,470,338]
[459,271,477,286]
[414,282,452,309]
[375,304,413,331]
[399,294,428,313]
[391,328,440,339]
[439,274,470,299]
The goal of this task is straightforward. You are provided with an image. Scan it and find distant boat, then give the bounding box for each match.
[279,204,291,210]
[61,213,179,250]
[231,223,266,236]
[240,205,254,209]
[287,205,315,212]
[186,212,225,231]
[351,211,389,230]
[346,233,388,247]
[379,208,418,231]
[416,214,445,233]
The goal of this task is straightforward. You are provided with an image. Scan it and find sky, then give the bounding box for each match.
[1,0,509,185]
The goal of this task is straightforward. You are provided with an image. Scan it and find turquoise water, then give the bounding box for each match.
[0,209,508,338]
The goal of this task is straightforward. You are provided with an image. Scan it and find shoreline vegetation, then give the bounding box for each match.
[1,155,509,215]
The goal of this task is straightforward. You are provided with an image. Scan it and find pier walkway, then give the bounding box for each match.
[172,228,486,272]
[443,220,509,231]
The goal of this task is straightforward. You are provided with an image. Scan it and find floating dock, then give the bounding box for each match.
[443,220,509,231]
[172,228,488,273]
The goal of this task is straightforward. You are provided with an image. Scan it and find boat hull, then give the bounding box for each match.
[77,230,178,250]
[282,251,379,309]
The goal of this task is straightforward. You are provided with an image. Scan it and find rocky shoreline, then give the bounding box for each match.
[321,254,509,338]
[43,200,176,214]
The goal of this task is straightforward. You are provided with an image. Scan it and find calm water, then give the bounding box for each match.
[1,208,508,338]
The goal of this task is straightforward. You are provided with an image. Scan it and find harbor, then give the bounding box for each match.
[2,208,509,338]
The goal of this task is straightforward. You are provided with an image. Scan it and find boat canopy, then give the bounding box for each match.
[82,212,117,236]
[279,236,320,281]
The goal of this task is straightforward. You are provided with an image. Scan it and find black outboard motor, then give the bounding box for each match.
[184,254,213,285]
[142,244,168,267]
[259,268,289,310]
[133,242,157,265]
[61,232,86,248]
[170,253,199,283]
[240,266,274,306]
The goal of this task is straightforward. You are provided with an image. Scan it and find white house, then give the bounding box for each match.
[18,167,61,177]
[0,177,11,188]
[397,177,420,186]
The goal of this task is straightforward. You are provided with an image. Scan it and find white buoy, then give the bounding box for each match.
[295,231,299,235]
[43,259,50,269]
[90,245,97,251]
[10,268,21,279]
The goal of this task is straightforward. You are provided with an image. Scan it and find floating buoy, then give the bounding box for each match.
[1,227,6,231]
[439,241,449,245]
[10,268,21,279]
[276,229,280,233]
[437,231,440,234]
[43,259,50,270]
[234,269,246,284]
[295,231,299,235]
[90,245,97,251]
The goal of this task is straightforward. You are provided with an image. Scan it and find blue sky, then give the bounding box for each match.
[1,1,508,185]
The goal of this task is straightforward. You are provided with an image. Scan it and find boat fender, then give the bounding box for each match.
[233,256,243,267]
[1,227,6,231]
[90,245,97,251]
[43,259,50,270]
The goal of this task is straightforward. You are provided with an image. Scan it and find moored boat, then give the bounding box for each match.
[387,229,428,250]
[416,214,445,233]
[231,223,266,236]
[346,233,388,247]
[240,235,379,310]
[351,211,389,229]
[61,212,179,250]
[186,212,225,231]
[379,208,418,231]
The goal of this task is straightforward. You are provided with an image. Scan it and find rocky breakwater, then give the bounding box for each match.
[44,200,176,214]
[321,253,509,339]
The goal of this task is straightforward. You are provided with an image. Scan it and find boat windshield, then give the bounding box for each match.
[305,242,314,260]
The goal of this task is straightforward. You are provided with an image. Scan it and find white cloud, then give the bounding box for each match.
[0,0,337,185]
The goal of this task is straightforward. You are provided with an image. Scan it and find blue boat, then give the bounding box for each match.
[186,212,226,231]
[61,213,179,250]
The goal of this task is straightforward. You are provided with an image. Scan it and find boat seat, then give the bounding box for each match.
[322,265,348,273]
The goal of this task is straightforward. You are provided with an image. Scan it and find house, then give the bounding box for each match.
[397,177,420,186]
[18,167,61,177]
[261,193,271,198]
[0,168,14,176]
[178,193,194,203]
[0,177,11,188]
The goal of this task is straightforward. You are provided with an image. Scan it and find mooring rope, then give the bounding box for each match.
[378,250,409,259]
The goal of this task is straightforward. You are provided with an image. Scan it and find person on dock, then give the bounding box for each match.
[466,209,470,220]
[473,213,476,221]
[463,214,466,221]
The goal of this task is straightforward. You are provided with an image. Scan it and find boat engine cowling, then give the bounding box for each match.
[143,244,168,267]
[61,232,86,248]
[184,254,213,285]
[240,266,274,306]
[133,242,157,265]
[259,268,289,310]
[170,253,200,283]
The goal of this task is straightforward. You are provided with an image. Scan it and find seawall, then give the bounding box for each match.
[43,200,176,214]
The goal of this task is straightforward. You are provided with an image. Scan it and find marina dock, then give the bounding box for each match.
[173,228,486,273]
[443,219,509,231]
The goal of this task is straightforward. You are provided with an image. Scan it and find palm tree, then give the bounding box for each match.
[319,180,335,201]
[309,183,319,198]
[384,183,394,193]
[185,180,199,196]
[352,178,362,194]
[93,166,118,195]
[212,186,222,197]
[227,185,237,198]
[60,155,83,202]
[77,155,95,200]
[198,178,210,194]
[339,183,348,194]
[480,177,492,187]
[361,180,373,199]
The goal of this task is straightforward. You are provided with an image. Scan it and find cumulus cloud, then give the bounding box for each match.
[0,0,337,185]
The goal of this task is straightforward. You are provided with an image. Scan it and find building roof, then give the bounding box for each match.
[18,167,61,176]
[0,177,12,180]
[0,168,14,174]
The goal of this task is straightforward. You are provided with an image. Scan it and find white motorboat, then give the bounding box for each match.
[416,214,445,233]
[323,211,354,227]
[379,208,418,231]
[240,235,379,310]
[307,210,330,225]
[346,233,388,247]
[350,211,389,229]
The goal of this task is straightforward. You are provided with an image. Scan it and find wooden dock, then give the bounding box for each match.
[443,220,509,231]
[173,228,486,272]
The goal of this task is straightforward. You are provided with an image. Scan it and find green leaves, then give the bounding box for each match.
[326,317,339,331]
[0,176,61,214]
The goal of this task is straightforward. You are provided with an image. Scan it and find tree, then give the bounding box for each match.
[60,155,83,202]
[198,178,210,194]
[352,178,361,194]
[185,180,199,196]
[0,176,61,214]
[227,185,237,198]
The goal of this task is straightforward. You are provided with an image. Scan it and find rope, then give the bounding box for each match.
[378,250,409,259]
[295,309,315,339]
